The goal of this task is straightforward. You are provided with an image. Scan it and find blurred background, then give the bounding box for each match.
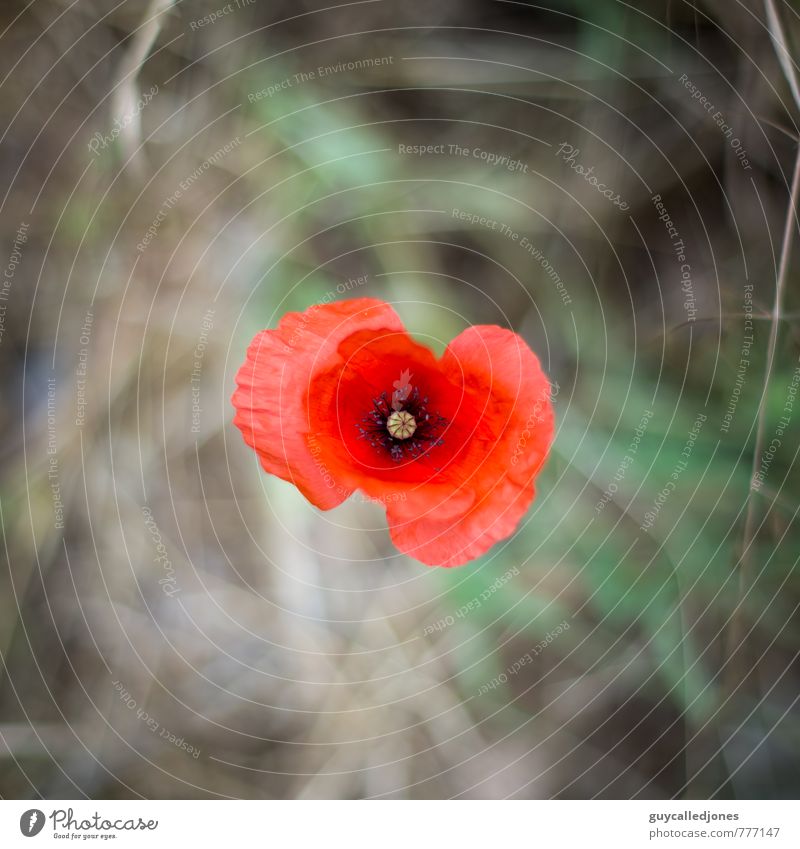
[0,0,799,799]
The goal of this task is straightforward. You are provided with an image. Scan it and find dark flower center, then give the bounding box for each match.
[356,386,447,463]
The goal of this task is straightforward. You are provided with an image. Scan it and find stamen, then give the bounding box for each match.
[356,386,447,463]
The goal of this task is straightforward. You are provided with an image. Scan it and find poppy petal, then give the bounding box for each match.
[386,476,535,567]
[232,298,405,509]
[384,325,554,566]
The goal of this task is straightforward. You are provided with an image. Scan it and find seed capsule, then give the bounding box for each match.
[386,410,417,440]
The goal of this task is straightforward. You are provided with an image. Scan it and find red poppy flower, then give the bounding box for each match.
[232,298,554,567]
